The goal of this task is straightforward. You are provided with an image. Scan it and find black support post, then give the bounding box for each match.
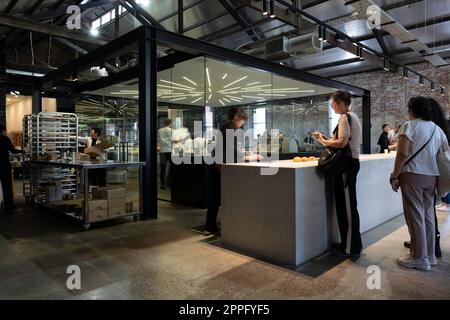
[0,36,6,127]
[178,0,183,34]
[139,26,158,219]
[32,83,42,114]
[362,92,371,154]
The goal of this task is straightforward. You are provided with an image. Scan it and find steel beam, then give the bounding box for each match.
[138,26,158,220]
[0,12,109,46]
[0,36,6,126]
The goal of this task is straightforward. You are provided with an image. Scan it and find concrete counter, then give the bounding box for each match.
[221,153,403,267]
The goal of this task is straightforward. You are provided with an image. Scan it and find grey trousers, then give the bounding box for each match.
[400,172,437,259]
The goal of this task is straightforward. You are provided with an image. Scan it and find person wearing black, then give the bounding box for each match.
[205,107,263,234]
[318,91,363,257]
[377,124,390,153]
[79,127,106,187]
[0,124,22,210]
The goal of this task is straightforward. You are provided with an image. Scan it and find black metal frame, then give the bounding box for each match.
[33,22,372,219]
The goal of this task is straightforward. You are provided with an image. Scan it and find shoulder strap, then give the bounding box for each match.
[404,124,437,167]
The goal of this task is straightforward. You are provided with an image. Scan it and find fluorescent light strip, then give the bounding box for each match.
[229,98,242,102]
[208,93,212,100]
[208,87,212,93]
[206,67,211,87]
[219,99,225,106]
[157,84,193,91]
[257,93,287,96]
[160,79,195,90]
[191,97,203,103]
[222,98,231,103]
[222,73,228,80]
[182,76,197,86]
[223,75,248,88]
[171,97,187,101]
[225,95,243,100]
[241,95,261,99]
[218,87,241,92]
[246,81,260,86]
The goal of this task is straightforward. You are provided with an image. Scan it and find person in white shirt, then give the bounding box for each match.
[79,127,102,150]
[318,90,363,257]
[157,119,173,189]
[390,96,449,271]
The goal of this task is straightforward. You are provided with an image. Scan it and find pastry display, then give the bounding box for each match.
[292,156,320,162]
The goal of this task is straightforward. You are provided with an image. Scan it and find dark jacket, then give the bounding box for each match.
[377,131,389,153]
[0,134,21,161]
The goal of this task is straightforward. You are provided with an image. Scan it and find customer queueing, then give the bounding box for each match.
[318,90,363,257]
[205,107,263,234]
[403,97,450,257]
[0,124,22,210]
[377,124,390,153]
[390,96,449,271]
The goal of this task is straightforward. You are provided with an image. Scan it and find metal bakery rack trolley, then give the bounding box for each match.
[22,112,144,230]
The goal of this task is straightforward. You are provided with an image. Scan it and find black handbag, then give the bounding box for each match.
[318,113,352,175]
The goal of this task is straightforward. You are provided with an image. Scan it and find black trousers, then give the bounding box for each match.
[334,157,363,254]
[159,153,171,187]
[89,168,106,187]
[0,160,15,208]
[206,164,221,228]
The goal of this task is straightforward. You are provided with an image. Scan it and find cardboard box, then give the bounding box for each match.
[84,140,114,158]
[108,197,126,208]
[99,188,126,200]
[88,209,108,222]
[108,205,125,217]
[82,199,108,212]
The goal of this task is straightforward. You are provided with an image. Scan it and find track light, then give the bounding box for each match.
[318,24,323,41]
[358,46,363,60]
[403,67,408,79]
[322,25,327,42]
[262,0,268,15]
[269,0,275,18]
[383,58,389,71]
[419,76,424,85]
[441,86,445,96]
[431,82,435,91]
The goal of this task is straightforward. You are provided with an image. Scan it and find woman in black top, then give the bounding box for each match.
[377,124,390,153]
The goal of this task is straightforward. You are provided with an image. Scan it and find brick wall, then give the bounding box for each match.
[333,62,450,153]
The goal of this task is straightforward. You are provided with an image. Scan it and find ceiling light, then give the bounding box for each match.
[257,93,287,96]
[262,0,269,15]
[157,84,193,91]
[241,95,261,99]
[318,24,323,41]
[206,67,211,87]
[431,82,435,91]
[191,97,203,104]
[246,81,260,86]
[383,58,389,71]
[182,76,197,86]
[219,99,225,106]
[223,76,248,88]
[403,67,408,79]
[160,79,195,90]
[440,86,445,96]
[208,87,212,92]
[208,93,212,100]
[171,97,187,102]
[222,73,228,80]
[269,0,275,18]
[223,98,231,103]
[7,98,10,101]
[90,28,99,36]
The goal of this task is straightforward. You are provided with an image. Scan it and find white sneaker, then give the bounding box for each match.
[429,256,438,266]
[397,255,431,271]
[437,205,450,212]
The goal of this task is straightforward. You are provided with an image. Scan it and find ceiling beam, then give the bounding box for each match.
[372,28,390,56]
[381,0,423,12]
[4,0,19,14]
[218,0,260,41]
[299,57,362,72]
[121,0,164,29]
[0,12,109,46]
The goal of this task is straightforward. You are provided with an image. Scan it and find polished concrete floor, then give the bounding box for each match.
[0,197,449,300]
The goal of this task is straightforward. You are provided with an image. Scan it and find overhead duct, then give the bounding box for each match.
[264,33,323,60]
